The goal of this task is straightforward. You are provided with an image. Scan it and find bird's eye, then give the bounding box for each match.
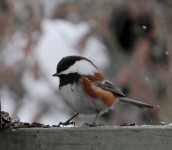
[65,65,69,69]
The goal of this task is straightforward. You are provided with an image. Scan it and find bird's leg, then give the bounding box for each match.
[58,113,79,127]
[92,111,99,125]
[83,111,104,127]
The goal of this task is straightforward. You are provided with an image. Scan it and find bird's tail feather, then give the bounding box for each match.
[119,97,155,109]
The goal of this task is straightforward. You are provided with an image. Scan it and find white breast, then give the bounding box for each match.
[59,83,109,115]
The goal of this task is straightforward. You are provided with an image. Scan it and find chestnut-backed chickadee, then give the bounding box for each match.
[53,55,154,126]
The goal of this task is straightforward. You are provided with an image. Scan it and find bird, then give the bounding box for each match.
[53,55,155,126]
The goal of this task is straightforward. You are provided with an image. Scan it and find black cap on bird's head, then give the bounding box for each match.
[52,55,97,77]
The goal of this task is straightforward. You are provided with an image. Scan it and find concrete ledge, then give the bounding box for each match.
[0,126,172,150]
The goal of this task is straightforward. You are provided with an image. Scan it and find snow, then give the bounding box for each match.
[142,25,147,30]
[165,51,169,55]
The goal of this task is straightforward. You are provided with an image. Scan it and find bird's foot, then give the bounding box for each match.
[82,122,104,127]
[57,120,75,127]
[120,122,136,126]
[56,113,79,127]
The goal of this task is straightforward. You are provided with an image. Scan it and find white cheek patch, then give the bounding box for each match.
[59,60,97,75]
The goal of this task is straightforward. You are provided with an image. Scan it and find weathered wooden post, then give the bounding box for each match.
[0,126,172,150]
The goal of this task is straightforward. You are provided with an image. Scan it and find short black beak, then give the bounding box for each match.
[52,73,59,77]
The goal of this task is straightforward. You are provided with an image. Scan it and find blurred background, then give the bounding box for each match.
[0,0,172,126]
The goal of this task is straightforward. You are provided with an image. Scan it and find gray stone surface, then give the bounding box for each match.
[0,126,172,150]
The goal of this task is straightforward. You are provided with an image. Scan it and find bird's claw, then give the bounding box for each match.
[57,121,75,127]
[82,122,104,127]
[120,122,136,126]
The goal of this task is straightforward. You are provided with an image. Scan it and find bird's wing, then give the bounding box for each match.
[94,80,125,97]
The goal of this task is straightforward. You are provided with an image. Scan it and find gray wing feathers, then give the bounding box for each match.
[95,80,125,97]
